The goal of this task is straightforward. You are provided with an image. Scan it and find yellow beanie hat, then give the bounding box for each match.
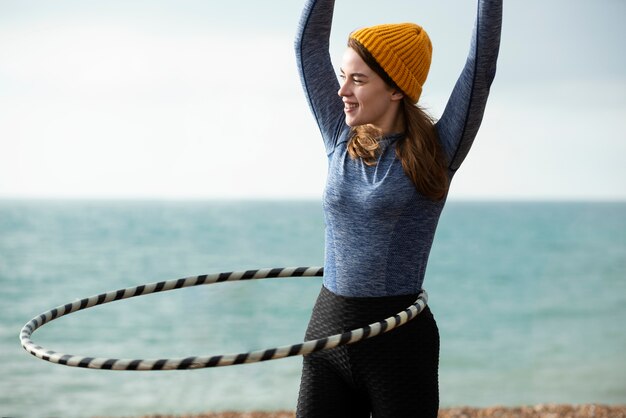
[350,23,432,103]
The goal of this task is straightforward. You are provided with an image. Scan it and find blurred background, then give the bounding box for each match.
[1,0,624,201]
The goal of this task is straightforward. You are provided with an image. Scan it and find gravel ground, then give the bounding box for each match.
[123,404,626,418]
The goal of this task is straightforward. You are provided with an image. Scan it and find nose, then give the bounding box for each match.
[338,79,350,98]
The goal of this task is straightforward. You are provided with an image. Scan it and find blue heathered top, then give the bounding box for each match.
[295,0,502,297]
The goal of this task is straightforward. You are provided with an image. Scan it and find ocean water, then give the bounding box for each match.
[0,200,624,417]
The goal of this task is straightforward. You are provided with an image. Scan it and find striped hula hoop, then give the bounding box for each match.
[20,266,428,371]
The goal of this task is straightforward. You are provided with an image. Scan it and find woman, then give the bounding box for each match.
[294,0,502,416]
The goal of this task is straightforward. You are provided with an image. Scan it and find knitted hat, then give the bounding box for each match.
[350,23,432,103]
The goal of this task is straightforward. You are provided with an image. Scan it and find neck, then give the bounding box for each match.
[375,102,405,136]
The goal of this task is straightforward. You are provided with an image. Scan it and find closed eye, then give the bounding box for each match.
[338,74,365,85]
[339,68,369,84]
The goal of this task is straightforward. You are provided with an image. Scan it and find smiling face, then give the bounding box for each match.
[338,47,404,134]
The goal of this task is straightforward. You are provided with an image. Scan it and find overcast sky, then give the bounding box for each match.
[1,0,624,200]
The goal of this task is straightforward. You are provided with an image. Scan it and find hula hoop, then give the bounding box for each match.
[20,267,428,371]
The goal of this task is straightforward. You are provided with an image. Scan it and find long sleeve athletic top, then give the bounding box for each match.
[295,0,502,297]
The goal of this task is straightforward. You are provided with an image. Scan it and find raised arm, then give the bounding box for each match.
[436,0,503,172]
[295,0,346,154]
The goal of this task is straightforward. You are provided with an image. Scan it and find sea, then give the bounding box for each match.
[1,199,624,418]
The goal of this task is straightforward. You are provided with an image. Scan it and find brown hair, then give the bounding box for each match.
[346,38,449,201]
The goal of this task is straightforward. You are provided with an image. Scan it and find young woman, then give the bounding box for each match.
[294,0,502,416]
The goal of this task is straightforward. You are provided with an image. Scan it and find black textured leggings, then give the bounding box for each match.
[296,286,440,418]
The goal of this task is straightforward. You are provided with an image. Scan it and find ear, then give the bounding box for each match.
[390,89,404,101]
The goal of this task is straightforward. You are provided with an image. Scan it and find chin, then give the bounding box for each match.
[345,116,361,127]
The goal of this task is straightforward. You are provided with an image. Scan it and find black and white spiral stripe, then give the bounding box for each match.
[20,267,427,371]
